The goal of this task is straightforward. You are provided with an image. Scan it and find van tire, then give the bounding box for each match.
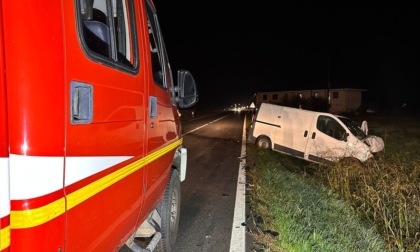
[256,136,271,149]
[155,169,181,252]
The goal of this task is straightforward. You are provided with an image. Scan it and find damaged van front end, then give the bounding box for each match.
[337,116,384,162]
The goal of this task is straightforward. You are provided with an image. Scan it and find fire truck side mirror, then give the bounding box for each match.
[176,70,198,108]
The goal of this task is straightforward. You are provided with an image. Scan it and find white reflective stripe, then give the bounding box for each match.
[0,157,10,218]
[8,155,134,199]
[65,156,132,186]
[9,155,64,200]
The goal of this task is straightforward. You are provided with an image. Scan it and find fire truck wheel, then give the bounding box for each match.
[155,169,181,252]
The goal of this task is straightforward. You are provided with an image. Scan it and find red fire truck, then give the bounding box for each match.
[0,0,198,251]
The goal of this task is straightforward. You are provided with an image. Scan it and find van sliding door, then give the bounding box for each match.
[273,109,315,159]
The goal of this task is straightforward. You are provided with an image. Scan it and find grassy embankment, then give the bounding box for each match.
[246,114,420,252]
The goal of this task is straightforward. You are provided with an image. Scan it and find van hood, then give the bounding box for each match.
[364,135,384,153]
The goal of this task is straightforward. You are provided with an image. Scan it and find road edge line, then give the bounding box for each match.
[229,115,247,252]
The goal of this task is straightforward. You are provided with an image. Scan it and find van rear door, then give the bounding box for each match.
[252,103,281,148]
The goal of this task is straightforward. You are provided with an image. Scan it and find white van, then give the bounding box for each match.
[248,103,384,164]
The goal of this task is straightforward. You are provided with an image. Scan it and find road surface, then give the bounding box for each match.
[174,110,250,252]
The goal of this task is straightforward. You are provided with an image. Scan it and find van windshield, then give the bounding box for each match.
[338,117,367,139]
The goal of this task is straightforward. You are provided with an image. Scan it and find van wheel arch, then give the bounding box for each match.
[256,136,272,150]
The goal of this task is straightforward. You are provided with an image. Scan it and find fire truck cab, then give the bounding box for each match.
[0,0,198,251]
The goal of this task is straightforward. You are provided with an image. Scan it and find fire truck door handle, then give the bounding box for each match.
[149,96,157,119]
[70,81,93,124]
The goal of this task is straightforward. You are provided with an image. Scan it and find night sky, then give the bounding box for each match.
[154,1,420,112]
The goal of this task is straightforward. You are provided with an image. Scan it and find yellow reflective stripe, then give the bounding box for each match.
[66,157,146,210]
[9,138,182,229]
[10,198,65,229]
[68,138,182,210]
[0,225,10,250]
[145,138,183,164]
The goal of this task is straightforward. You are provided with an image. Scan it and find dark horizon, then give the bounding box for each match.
[155,1,420,112]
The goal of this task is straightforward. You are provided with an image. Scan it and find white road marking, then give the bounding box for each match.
[182,114,231,135]
[229,116,247,252]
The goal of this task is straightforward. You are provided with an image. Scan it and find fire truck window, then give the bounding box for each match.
[114,0,134,66]
[77,0,138,72]
[82,3,111,57]
[146,1,167,88]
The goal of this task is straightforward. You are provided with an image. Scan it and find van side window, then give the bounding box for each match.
[77,0,138,72]
[317,115,346,140]
[145,0,173,89]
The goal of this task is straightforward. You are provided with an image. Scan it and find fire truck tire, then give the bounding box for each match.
[155,169,181,252]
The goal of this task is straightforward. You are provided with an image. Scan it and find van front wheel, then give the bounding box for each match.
[256,136,271,149]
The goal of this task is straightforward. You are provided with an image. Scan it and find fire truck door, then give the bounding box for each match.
[143,2,179,207]
[62,0,147,250]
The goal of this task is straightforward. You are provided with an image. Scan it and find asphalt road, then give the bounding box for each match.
[174,111,250,252]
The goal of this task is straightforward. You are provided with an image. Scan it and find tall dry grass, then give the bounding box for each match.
[313,115,420,252]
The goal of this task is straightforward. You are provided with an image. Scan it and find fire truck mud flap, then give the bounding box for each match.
[173,146,187,182]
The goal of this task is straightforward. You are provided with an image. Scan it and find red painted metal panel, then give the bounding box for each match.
[0,1,8,158]
[66,169,144,251]
[9,216,65,252]
[2,0,65,156]
[0,3,10,251]
[2,0,66,250]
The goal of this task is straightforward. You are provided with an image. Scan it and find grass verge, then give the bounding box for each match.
[246,114,420,252]
[247,147,387,252]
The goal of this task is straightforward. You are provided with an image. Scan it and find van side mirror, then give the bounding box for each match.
[175,70,198,108]
[361,120,368,135]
